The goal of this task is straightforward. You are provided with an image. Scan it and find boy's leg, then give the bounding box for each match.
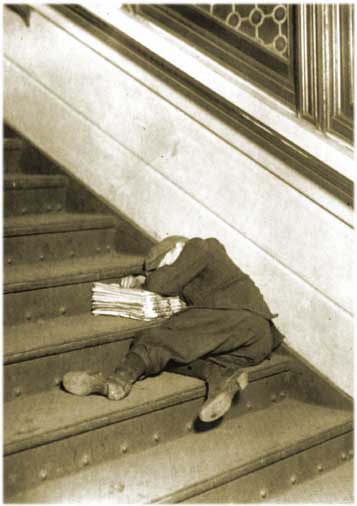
[130,308,271,376]
[198,319,273,421]
[168,358,249,422]
[167,315,272,421]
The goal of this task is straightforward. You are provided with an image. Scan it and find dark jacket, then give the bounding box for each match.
[145,237,276,320]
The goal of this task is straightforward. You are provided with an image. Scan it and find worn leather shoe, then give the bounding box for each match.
[199,370,248,422]
[62,370,133,400]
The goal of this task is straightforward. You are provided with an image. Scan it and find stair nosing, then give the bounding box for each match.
[4,213,116,237]
[4,254,145,293]
[4,174,68,189]
[4,138,23,150]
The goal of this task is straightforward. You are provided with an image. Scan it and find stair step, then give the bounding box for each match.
[4,373,202,456]
[4,356,292,498]
[4,314,156,400]
[4,253,144,325]
[5,253,144,293]
[4,213,117,265]
[5,314,155,364]
[4,174,67,217]
[5,356,290,452]
[4,319,289,400]
[6,397,353,503]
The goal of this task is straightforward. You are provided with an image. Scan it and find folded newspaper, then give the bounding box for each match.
[92,282,187,321]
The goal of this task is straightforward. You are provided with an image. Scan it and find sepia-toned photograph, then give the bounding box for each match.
[3,3,354,504]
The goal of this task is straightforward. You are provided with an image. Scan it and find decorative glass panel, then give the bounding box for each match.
[198,4,290,61]
[137,4,297,108]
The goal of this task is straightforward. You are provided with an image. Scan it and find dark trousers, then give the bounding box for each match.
[130,308,273,375]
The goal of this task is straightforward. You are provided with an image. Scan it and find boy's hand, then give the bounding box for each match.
[119,275,146,288]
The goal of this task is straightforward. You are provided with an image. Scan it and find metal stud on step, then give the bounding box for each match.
[14,387,21,397]
[279,391,286,399]
[81,454,90,466]
[106,245,111,251]
[47,205,52,211]
[317,464,323,472]
[25,312,32,321]
[121,444,128,454]
[186,421,193,431]
[290,475,297,485]
[260,489,267,499]
[54,377,61,386]
[341,452,347,461]
[69,251,75,258]
[60,307,66,315]
[21,208,27,215]
[153,433,160,443]
[39,469,48,481]
[96,247,101,253]
[8,474,16,485]
[246,402,253,411]
[7,258,13,265]
[271,394,277,402]
[39,254,45,261]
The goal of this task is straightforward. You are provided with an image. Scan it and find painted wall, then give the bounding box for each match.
[4,7,354,394]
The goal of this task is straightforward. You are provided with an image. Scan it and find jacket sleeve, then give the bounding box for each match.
[145,238,209,296]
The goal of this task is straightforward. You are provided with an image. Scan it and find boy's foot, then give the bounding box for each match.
[199,370,248,422]
[62,370,133,400]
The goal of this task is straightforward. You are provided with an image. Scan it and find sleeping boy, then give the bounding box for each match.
[63,236,284,422]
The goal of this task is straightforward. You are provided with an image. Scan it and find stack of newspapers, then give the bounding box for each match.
[92,282,187,321]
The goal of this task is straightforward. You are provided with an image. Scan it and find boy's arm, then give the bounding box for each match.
[145,238,209,296]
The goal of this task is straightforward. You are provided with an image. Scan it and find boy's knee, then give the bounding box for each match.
[247,319,273,365]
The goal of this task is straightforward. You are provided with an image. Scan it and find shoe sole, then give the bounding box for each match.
[199,371,249,422]
[63,371,108,396]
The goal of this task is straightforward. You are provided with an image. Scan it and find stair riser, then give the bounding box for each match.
[4,228,116,265]
[5,278,119,325]
[5,339,132,401]
[182,431,353,503]
[4,187,66,217]
[4,372,290,498]
[4,149,23,173]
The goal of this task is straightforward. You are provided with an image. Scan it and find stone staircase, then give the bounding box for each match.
[3,132,353,503]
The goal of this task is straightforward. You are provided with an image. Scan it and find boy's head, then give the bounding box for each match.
[145,236,188,271]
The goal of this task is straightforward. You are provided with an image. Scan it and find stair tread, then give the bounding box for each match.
[4,253,145,293]
[4,313,157,363]
[4,354,290,454]
[4,212,116,237]
[4,373,203,455]
[4,174,67,189]
[8,398,353,504]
